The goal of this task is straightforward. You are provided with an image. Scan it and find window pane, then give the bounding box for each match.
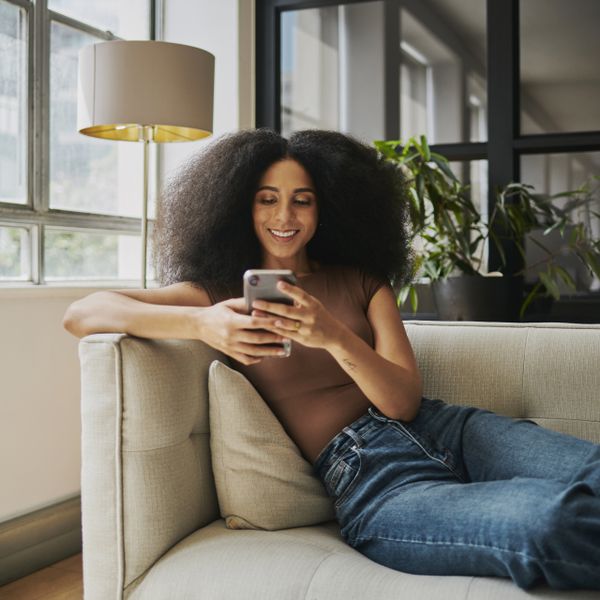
[401,2,487,144]
[521,152,600,293]
[280,4,341,136]
[411,160,489,279]
[49,21,143,217]
[44,228,155,282]
[520,0,600,134]
[0,0,27,205]
[0,225,30,281]
[48,0,150,39]
[400,54,428,140]
[452,160,489,273]
[280,1,486,143]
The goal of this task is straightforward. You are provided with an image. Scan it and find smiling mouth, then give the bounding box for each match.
[268,228,300,241]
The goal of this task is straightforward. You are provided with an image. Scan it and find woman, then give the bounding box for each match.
[63,128,600,590]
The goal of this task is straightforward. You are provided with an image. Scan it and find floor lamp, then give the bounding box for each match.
[76,40,215,288]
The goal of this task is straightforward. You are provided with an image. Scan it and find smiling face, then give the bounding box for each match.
[252,158,319,271]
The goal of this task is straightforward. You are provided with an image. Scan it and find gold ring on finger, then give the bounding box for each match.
[294,320,301,330]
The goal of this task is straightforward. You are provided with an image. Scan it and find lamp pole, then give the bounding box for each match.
[141,125,152,289]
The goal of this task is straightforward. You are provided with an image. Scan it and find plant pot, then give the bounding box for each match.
[431,276,519,321]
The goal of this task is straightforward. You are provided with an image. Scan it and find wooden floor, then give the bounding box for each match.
[0,553,83,600]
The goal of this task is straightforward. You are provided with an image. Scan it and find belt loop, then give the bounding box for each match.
[342,426,363,447]
[368,406,389,422]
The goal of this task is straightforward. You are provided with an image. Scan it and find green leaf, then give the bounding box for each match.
[429,152,459,183]
[397,285,410,306]
[409,286,419,313]
[543,219,566,236]
[420,135,431,161]
[519,281,543,319]
[538,271,561,300]
[553,264,576,290]
[584,250,600,279]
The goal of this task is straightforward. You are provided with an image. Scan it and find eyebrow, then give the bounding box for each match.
[256,185,316,194]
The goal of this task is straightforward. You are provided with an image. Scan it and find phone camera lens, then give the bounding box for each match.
[249,275,259,286]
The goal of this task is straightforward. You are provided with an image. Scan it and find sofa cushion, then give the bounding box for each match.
[125,519,566,600]
[207,360,336,530]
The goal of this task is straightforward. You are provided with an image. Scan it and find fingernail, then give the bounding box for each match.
[275,320,283,326]
[278,281,286,289]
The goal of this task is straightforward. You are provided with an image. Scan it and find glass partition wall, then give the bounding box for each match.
[257,0,600,319]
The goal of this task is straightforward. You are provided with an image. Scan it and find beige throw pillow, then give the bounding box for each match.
[208,360,336,530]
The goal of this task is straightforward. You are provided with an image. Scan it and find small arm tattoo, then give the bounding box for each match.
[342,358,357,371]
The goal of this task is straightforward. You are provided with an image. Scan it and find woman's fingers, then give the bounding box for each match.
[271,317,302,331]
[250,299,293,318]
[236,341,288,357]
[222,297,250,314]
[275,280,311,307]
[237,328,287,345]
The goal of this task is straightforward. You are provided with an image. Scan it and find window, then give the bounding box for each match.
[259,0,600,316]
[0,0,154,286]
[400,46,430,141]
[276,0,487,143]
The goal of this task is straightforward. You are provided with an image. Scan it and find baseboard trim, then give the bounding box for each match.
[0,495,82,586]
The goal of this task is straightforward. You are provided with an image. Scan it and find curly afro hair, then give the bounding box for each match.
[153,127,414,299]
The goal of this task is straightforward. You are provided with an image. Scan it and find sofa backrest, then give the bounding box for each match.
[404,320,600,444]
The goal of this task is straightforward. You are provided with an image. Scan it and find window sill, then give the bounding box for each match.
[0,281,158,299]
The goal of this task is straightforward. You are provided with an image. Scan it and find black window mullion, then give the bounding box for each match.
[384,0,400,139]
[515,131,600,155]
[429,142,487,163]
[256,0,277,129]
[486,0,523,315]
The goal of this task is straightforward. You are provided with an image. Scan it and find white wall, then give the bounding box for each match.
[0,290,86,521]
[0,0,254,524]
[160,0,255,181]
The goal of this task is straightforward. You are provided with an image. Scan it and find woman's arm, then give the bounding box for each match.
[62,283,212,340]
[62,284,289,366]
[252,280,423,421]
[326,284,423,421]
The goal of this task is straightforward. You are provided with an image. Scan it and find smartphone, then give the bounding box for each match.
[243,269,297,357]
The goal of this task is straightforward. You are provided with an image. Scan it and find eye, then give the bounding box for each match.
[258,197,276,205]
[294,197,311,205]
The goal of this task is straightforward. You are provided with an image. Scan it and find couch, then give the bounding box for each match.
[78,320,600,599]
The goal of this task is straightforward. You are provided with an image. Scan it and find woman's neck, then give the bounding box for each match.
[260,255,319,276]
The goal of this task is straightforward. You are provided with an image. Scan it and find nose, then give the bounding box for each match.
[273,199,295,223]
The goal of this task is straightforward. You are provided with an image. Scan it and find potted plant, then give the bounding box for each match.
[374,136,600,321]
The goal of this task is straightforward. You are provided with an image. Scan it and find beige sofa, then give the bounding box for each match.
[78,320,600,600]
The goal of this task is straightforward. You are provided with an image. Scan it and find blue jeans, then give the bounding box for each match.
[312,397,600,590]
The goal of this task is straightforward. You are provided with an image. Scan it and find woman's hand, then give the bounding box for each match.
[250,280,347,351]
[193,297,291,366]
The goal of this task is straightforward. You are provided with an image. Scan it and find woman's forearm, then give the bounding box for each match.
[62,291,205,340]
[326,324,423,421]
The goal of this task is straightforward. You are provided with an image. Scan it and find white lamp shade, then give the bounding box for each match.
[77,40,215,142]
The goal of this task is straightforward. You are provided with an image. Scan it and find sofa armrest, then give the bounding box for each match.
[79,333,224,600]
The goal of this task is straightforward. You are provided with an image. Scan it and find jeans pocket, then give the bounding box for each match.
[324,446,363,509]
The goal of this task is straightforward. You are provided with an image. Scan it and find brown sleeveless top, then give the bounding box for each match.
[207,264,388,464]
